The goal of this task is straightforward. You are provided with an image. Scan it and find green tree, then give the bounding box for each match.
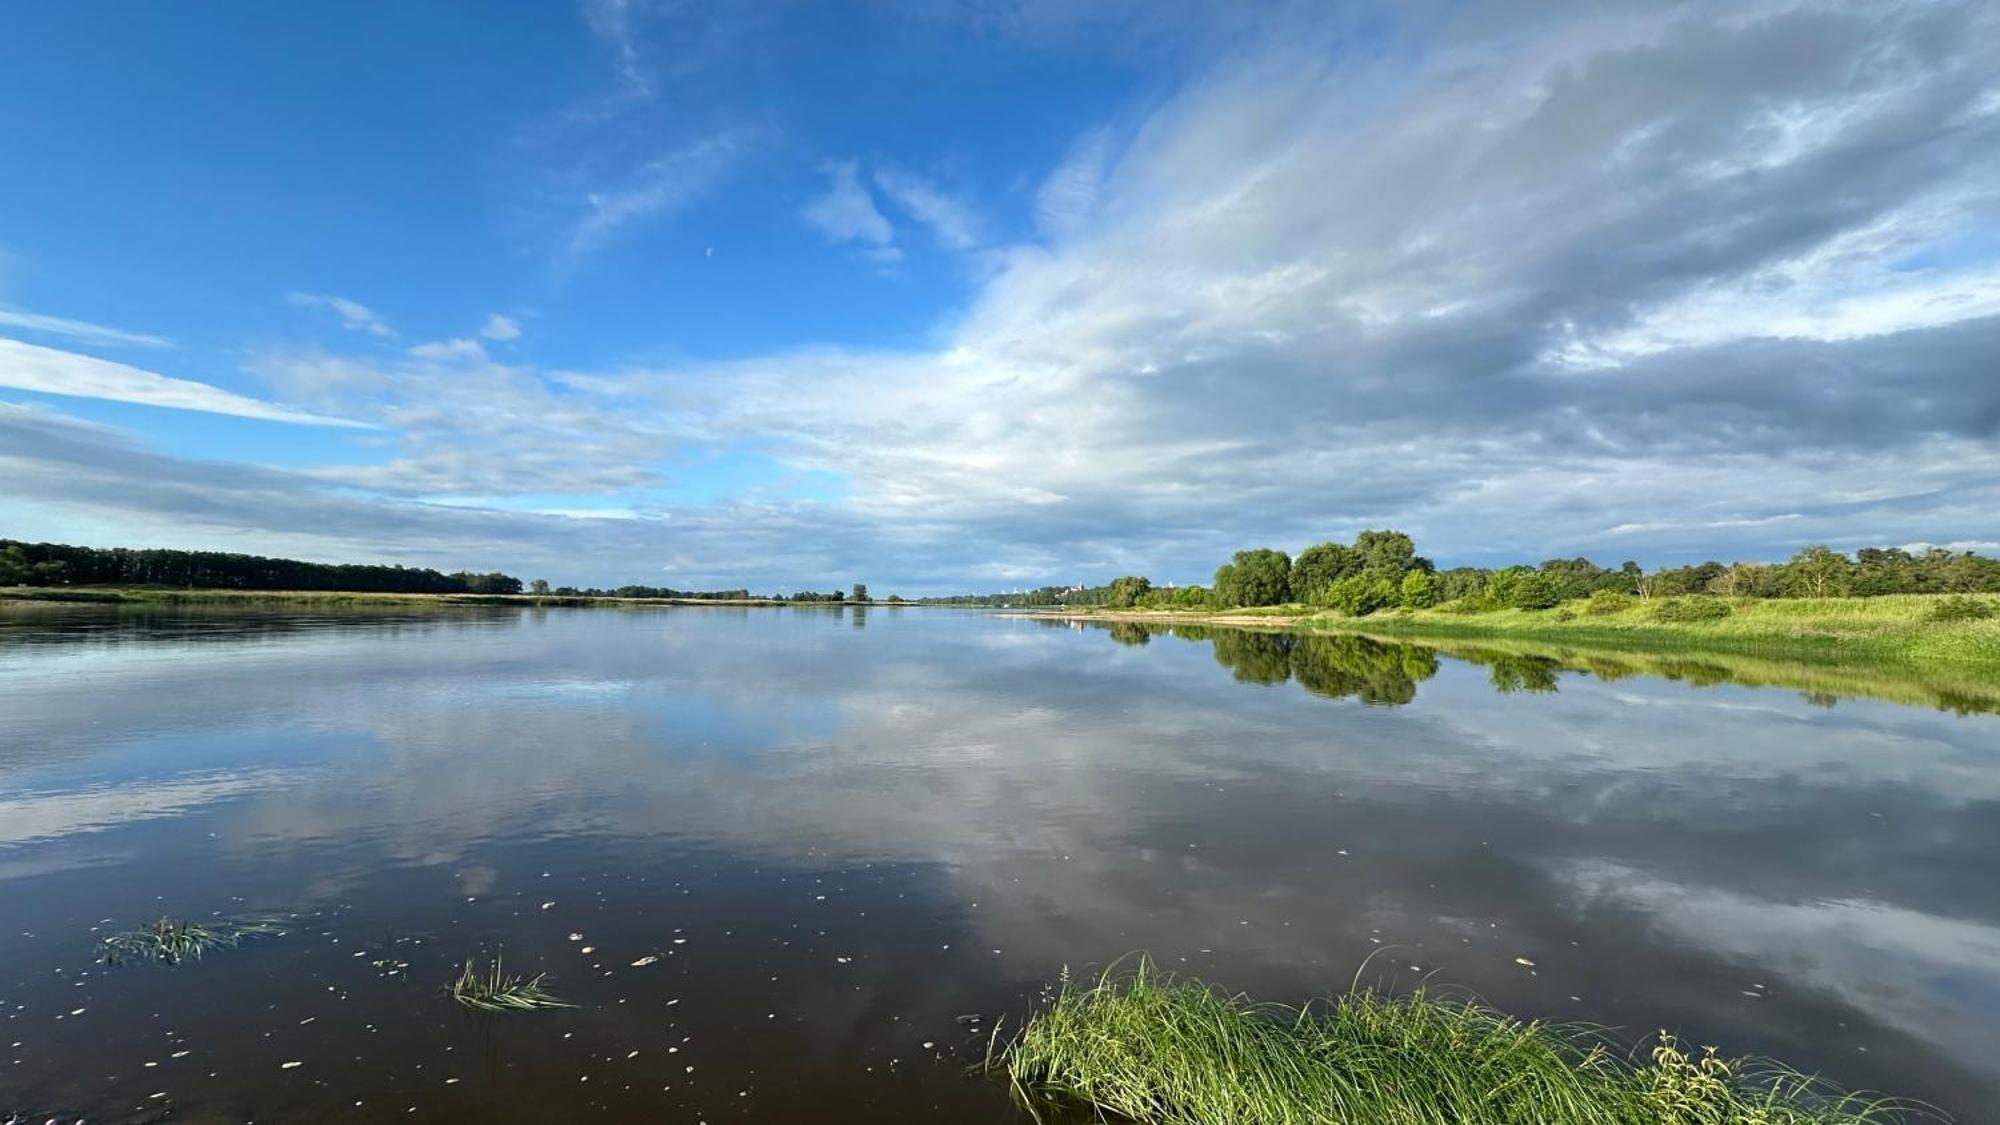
[1507,570,1564,610]
[1213,548,1291,607]
[1399,568,1436,609]
[1108,575,1153,609]
[851,583,869,603]
[0,545,26,586]
[1784,545,1852,598]
[529,578,551,595]
[1353,529,1419,578]
[1290,542,1358,603]
[1323,574,1395,616]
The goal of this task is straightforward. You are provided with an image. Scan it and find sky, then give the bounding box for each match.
[1,0,1996,594]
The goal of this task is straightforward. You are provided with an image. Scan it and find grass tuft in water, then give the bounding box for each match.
[998,959,1925,1124]
[98,915,286,966]
[449,952,570,1011]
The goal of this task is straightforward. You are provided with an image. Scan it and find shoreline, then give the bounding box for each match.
[1006,593,2000,673]
[0,586,888,609]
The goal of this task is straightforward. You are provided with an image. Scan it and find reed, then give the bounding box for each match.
[449,952,570,1011]
[98,915,285,965]
[998,959,1924,1125]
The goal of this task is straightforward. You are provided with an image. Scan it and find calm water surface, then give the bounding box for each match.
[1,605,1996,1121]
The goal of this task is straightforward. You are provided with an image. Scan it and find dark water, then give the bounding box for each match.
[1,605,1996,1122]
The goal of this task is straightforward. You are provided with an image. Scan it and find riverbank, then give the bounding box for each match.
[0,586,812,608]
[1014,593,2000,672]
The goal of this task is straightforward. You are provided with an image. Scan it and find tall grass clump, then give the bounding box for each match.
[450,952,570,1011]
[1649,596,1733,623]
[1925,595,1994,623]
[98,915,285,965]
[1585,589,1637,616]
[998,960,1917,1125]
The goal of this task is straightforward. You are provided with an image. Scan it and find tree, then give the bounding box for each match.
[886,594,905,604]
[1399,568,1436,609]
[1507,570,1564,609]
[851,583,869,603]
[1784,545,1853,598]
[1290,542,1359,603]
[1323,574,1395,616]
[529,578,551,595]
[1213,548,1291,607]
[0,546,26,586]
[1353,529,1418,578]
[1108,575,1152,609]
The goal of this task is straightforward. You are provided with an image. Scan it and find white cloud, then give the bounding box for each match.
[565,132,757,263]
[802,161,896,251]
[287,292,396,337]
[873,167,984,249]
[0,337,371,428]
[481,313,523,341]
[0,307,169,348]
[407,337,488,362]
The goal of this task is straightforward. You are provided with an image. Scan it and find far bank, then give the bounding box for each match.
[1011,592,2000,673]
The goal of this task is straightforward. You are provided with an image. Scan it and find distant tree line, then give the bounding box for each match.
[1092,533,2000,616]
[916,584,1118,608]
[0,539,904,603]
[539,583,757,599]
[0,539,523,594]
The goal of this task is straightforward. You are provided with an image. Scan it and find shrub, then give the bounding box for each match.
[1507,571,1565,610]
[1322,575,1399,617]
[1926,594,1995,622]
[1399,569,1437,610]
[1585,590,1636,616]
[1649,596,1731,623]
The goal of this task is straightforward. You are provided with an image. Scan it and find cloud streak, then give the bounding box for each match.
[0,307,170,348]
[287,292,396,338]
[0,338,372,428]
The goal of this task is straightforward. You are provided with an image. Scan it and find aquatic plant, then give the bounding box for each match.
[449,952,570,1011]
[98,915,285,965]
[998,959,1919,1125]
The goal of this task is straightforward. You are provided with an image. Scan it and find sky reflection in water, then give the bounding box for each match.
[0,604,1995,1121]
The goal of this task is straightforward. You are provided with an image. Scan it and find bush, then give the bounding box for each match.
[1399,569,1437,610]
[1507,571,1565,610]
[1649,596,1731,623]
[1926,594,1995,622]
[1321,574,1396,617]
[1584,590,1636,616]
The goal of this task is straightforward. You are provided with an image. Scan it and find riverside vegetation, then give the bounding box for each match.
[1032,533,2000,672]
[998,960,1917,1125]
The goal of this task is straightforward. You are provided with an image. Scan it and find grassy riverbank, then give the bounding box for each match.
[1024,593,2000,673]
[0,585,800,608]
[1000,961,1915,1125]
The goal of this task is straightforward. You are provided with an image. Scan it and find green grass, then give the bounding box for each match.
[1048,594,2000,674]
[98,915,286,965]
[999,960,1923,1125]
[1317,594,2000,670]
[449,953,570,1011]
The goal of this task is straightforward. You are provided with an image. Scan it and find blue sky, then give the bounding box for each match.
[2,1,1997,593]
